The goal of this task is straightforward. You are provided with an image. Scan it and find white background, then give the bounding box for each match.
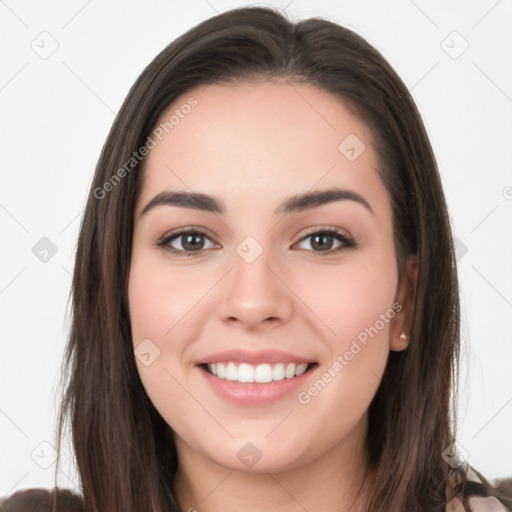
[1,0,511,498]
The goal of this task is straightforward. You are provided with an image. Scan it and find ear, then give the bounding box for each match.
[390,255,418,352]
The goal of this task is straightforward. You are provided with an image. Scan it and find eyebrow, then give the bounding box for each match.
[140,187,374,217]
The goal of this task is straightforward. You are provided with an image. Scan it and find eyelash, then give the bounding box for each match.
[155,225,356,257]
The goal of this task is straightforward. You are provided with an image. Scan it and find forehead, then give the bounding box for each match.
[136,80,386,217]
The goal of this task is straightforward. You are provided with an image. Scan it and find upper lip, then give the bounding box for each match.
[195,348,316,366]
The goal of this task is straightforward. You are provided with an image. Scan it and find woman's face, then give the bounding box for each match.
[128,80,415,473]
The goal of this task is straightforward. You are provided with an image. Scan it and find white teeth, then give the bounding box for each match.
[272,363,285,381]
[284,363,295,379]
[206,362,311,383]
[238,363,254,383]
[225,362,238,381]
[295,363,308,376]
[254,364,272,383]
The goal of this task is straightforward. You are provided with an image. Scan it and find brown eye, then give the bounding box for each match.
[157,229,218,256]
[310,233,335,251]
[295,229,356,254]
[178,233,207,251]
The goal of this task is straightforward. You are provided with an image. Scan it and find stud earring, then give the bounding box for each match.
[399,332,409,342]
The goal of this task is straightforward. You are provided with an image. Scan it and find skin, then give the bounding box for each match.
[128,79,418,512]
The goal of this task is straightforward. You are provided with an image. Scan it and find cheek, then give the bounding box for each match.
[293,263,396,444]
[128,251,203,345]
[298,254,398,345]
[128,249,218,407]
[128,254,197,422]
[337,271,395,336]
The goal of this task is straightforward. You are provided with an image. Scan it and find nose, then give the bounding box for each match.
[217,243,294,331]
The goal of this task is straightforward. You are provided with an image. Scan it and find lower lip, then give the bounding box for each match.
[197,364,317,405]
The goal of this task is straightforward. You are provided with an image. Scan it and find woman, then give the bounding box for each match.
[3,6,510,512]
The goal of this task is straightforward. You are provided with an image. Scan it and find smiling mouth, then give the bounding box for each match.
[200,362,318,384]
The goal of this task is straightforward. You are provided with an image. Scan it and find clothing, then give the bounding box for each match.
[446,468,509,511]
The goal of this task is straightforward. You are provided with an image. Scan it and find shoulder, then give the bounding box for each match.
[447,495,509,512]
[446,468,511,512]
[1,487,84,511]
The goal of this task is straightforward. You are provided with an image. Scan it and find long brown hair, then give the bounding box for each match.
[50,6,510,512]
